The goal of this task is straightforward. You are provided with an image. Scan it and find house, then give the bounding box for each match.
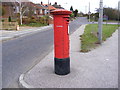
[40,2,57,14]
[35,3,47,16]
[2,2,18,18]
[32,2,57,18]
[1,1,55,24]
[1,1,45,19]
[1,0,31,18]
[28,1,56,18]
[1,1,58,19]
[26,2,45,18]
[42,4,57,12]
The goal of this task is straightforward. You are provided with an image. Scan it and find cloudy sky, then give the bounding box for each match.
[30,0,119,13]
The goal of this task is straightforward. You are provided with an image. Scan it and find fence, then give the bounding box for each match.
[0,22,19,30]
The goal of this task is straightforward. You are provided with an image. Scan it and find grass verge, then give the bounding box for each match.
[80,24,118,52]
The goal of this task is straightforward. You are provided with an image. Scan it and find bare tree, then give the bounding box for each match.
[14,0,30,25]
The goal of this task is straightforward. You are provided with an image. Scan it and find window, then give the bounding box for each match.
[40,9,42,14]
[34,9,37,14]
[13,6,19,13]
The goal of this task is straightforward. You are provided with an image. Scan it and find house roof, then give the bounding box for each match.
[2,0,31,6]
[42,4,57,10]
[2,2,15,6]
[26,2,45,10]
[52,2,64,9]
[35,4,46,9]
[2,0,30,2]
[2,0,18,6]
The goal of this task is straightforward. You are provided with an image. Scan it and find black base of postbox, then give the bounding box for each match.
[54,57,70,75]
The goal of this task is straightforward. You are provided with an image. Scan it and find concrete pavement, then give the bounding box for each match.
[19,25,118,88]
[0,25,53,42]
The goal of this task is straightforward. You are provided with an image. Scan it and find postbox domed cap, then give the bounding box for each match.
[50,9,72,15]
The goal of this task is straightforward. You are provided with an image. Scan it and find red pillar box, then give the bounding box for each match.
[51,9,72,75]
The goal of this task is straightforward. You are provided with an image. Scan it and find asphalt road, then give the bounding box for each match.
[2,17,88,88]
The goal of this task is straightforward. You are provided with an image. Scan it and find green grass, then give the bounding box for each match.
[105,20,119,23]
[80,24,118,52]
[20,23,47,27]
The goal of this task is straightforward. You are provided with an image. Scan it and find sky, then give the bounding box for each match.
[30,0,120,13]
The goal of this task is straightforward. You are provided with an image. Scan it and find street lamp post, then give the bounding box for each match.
[85,6,87,14]
[98,0,103,44]
[88,2,91,22]
[118,1,120,27]
[48,0,50,25]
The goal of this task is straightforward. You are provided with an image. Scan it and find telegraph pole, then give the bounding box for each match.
[118,1,120,27]
[88,2,91,22]
[85,6,87,14]
[98,0,103,44]
[48,0,50,25]
[48,0,50,14]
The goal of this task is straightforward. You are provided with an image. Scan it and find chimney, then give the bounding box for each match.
[55,2,57,5]
[41,1,43,5]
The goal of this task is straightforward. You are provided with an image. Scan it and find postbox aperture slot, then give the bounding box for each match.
[66,19,69,22]
[63,17,70,18]
[63,17,70,22]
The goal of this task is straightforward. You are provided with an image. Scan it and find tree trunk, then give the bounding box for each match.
[19,0,22,25]
[20,15,22,25]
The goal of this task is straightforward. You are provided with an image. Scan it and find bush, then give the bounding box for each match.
[22,18,47,24]
[70,13,74,18]
[27,23,47,27]
[43,15,49,19]
[22,18,30,24]
[39,17,48,24]
[2,19,4,22]
[31,16,35,19]
[22,18,38,24]
[8,16,12,22]
[19,16,50,25]
[30,19,37,23]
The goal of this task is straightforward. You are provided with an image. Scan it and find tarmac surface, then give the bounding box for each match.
[19,25,118,88]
